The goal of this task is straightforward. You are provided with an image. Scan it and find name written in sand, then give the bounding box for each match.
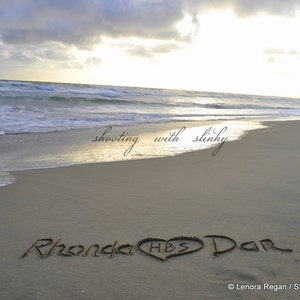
[92,126,228,156]
[22,235,293,261]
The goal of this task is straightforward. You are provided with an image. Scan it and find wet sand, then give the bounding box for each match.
[0,121,299,299]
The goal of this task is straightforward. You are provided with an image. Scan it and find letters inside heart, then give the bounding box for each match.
[136,236,204,261]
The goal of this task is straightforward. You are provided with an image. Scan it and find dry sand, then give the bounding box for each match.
[0,121,299,299]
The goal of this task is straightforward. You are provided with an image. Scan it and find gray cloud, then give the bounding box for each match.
[1,1,299,49]
[37,49,74,62]
[0,45,102,70]
[184,0,300,17]
[0,0,299,65]
[0,0,185,47]
[0,43,73,61]
[6,50,36,64]
[56,55,101,69]
[85,56,102,65]
[265,48,299,55]
[264,47,299,63]
[125,42,183,57]
[232,0,300,17]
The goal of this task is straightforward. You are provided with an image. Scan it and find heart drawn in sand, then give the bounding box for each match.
[136,236,204,261]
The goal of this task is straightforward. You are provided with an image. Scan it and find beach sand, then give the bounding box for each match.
[0,121,299,299]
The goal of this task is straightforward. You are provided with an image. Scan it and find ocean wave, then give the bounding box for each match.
[0,80,300,135]
[0,171,15,187]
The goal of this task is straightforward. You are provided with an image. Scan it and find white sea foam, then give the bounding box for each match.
[0,80,299,186]
[1,80,300,135]
[0,171,15,187]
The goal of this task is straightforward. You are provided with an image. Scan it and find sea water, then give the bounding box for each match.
[1,80,300,186]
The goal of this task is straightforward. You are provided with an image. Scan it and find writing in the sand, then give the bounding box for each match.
[22,235,293,261]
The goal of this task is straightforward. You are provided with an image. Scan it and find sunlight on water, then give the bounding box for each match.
[0,120,266,188]
[1,79,297,187]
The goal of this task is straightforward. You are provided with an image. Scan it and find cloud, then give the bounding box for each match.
[85,56,102,65]
[0,42,94,70]
[1,1,299,49]
[184,0,300,17]
[265,48,299,55]
[264,47,300,63]
[124,42,183,57]
[0,43,74,62]
[0,0,299,65]
[6,50,36,64]
[232,0,300,17]
[0,0,186,48]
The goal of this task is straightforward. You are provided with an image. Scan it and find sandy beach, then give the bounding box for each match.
[0,120,299,299]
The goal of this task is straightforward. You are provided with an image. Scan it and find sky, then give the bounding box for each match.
[0,0,300,97]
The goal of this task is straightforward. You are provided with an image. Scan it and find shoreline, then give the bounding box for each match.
[5,119,300,186]
[0,118,297,187]
[1,119,300,299]
[0,118,275,187]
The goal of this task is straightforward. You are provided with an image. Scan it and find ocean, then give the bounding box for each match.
[1,79,300,186]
